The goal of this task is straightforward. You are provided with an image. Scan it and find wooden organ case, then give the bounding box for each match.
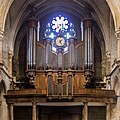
[24,17,95,99]
[5,12,117,120]
[36,38,85,97]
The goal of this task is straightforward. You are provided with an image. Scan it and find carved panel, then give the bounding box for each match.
[76,44,84,70]
[73,74,85,90]
[35,74,47,94]
[68,75,72,95]
[63,53,68,70]
[37,44,45,70]
[52,53,57,70]
[35,72,86,96]
[48,75,53,95]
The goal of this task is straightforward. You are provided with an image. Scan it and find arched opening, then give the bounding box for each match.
[13,11,104,80]
[1,0,118,120]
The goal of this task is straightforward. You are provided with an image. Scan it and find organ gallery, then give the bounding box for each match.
[0,0,120,120]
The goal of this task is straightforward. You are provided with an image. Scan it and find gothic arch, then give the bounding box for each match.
[0,0,119,52]
[106,0,120,30]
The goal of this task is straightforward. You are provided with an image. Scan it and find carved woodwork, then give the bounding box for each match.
[12,17,108,100]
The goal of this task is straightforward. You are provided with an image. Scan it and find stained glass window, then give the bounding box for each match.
[44,15,76,40]
[51,16,69,33]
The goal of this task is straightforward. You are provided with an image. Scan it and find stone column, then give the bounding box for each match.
[32,102,37,120]
[105,51,111,75]
[115,29,120,61]
[9,103,14,120]
[82,102,88,120]
[106,103,110,120]
[8,50,13,76]
[0,30,4,63]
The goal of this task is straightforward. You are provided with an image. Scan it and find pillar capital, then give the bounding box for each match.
[32,101,37,105]
[83,101,88,104]
[105,51,111,59]
[115,29,120,41]
[8,50,13,56]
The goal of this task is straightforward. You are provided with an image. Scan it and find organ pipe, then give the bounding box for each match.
[83,18,94,71]
[46,42,52,68]
[58,50,63,70]
[69,39,75,69]
[26,18,38,70]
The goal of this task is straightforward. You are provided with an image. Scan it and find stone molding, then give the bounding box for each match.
[8,50,13,76]
[105,51,111,59]
[0,30,4,40]
[0,30,4,63]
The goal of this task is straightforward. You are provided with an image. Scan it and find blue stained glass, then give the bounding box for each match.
[49,33,54,39]
[66,33,71,39]
[51,15,69,33]
[44,15,76,40]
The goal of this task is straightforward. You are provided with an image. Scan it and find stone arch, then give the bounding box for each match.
[0,0,14,31]
[0,0,119,50]
[3,0,114,76]
[106,0,120,30]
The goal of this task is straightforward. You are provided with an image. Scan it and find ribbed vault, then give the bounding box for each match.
[4,0,112,51]
[0,0,117,72]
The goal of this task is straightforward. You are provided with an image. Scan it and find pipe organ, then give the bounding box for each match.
[83,18,94,71]
[26,18,38,81]
[26,16,95,96]
[5,8,117,120]
[45,39,52,69]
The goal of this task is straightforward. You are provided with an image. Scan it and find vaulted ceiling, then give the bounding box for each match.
[8,0,111,26]
[4,0,114,52]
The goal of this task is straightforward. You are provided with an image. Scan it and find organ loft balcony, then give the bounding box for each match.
[6,68,116,104]
[6,15,116,104]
